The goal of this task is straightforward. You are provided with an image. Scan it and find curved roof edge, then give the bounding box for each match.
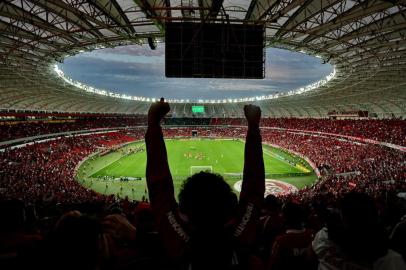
[53,63,337,104]
[0,0,405,118]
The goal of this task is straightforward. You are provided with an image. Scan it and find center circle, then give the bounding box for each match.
[233,179,299,197]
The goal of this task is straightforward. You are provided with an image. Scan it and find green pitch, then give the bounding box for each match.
[76,138,317,201]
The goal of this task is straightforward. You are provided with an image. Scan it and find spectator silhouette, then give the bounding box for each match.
[145,99,265,270]
[313,192,406,270]
[43,211,102,270]
[267,202,316,270]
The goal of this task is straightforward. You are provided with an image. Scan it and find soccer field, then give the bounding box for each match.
[76,138,317,200]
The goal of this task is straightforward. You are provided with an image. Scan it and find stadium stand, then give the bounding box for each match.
[1,0,405,269]
[1,122,405,269]
[0,116,147,142]
[1,116,404,145]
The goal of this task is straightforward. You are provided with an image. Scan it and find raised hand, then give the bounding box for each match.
[244,104,261,127]
[148,97,170,126]
[102,214,136,241]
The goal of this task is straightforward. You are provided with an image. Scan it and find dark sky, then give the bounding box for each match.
[59,44,333,100]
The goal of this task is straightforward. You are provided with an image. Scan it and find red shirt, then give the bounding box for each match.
[268,229,315,270]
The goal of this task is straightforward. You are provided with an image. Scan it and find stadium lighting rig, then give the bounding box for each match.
[53,64,336,104]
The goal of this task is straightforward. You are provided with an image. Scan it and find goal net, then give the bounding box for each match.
[190,166,213,176]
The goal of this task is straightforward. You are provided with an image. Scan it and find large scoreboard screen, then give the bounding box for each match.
[192,106,205,113]
[165,22,265,79]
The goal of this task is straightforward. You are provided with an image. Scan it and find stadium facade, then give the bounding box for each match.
[0,0,405,118]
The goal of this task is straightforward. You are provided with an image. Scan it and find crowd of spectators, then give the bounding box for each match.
[260,130,406,202]
[0,131,142,203]
[212,118,406,146]
[0,116,147,142]
[0,126,405,269]
[263,118,406,146]
[1,116,404,146]
[2,127,403,204]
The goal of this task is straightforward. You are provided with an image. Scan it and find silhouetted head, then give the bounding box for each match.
[48,212,101,270]
[264,194,281,213]
[337,192,388,262]
[179,171,238,229]
[0,200,26,231]
[282,201,304,230]
[179,172,239,269]
[340,192,379,228]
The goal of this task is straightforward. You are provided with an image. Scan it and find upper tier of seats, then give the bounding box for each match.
[1,116,404,146]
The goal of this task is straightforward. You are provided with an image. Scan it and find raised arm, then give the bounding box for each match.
[145,100,190,260]
[145,99,176,219]
[240,104,265,206]
[234,105,265,246]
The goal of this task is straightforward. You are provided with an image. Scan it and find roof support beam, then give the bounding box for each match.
[0,20,65,52]
[91,0,136,34]
[246,0,279,21]
[333,29,406,56]
[133,0,168,30]
[199,0,223,21]
[300,0,406,44]
[0,1,78,44]
[274,0,343,39]
[32,0,104,39]
[320,12,406,51]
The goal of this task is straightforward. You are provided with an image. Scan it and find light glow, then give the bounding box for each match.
[53,64,336,104]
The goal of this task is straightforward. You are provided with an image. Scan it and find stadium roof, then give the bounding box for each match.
[0,0,405,117]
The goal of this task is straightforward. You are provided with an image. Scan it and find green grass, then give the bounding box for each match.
[76,138,317,201]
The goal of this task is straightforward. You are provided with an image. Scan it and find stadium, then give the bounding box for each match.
[0,0,405,269]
